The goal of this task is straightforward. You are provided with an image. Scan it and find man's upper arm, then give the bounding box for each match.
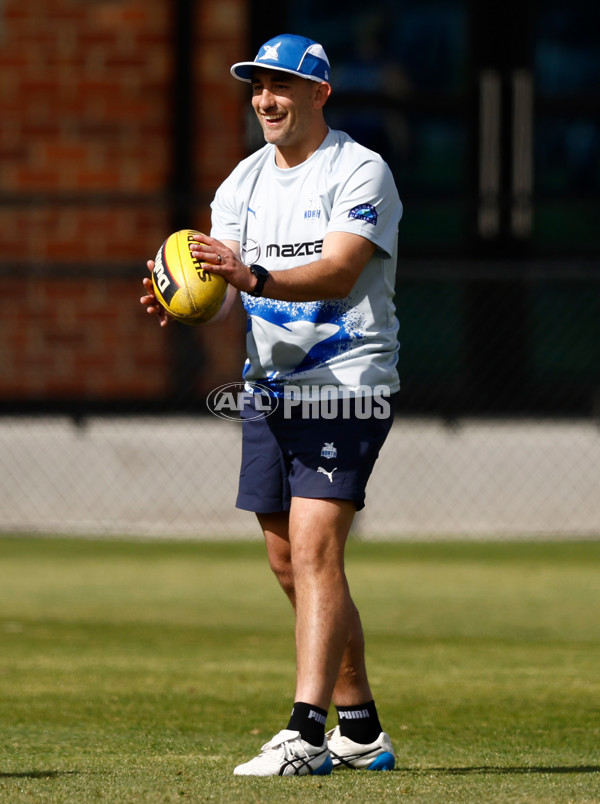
[320,231,377,292]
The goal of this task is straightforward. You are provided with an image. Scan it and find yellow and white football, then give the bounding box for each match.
[152,229,227,325]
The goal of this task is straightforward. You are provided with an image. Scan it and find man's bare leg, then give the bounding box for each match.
[258,500,373,708]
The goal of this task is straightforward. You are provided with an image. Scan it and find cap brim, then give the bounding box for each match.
[230,61,327,83]
[230,62,256,82]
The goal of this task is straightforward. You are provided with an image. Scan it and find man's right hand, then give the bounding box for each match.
[140,260,170,327]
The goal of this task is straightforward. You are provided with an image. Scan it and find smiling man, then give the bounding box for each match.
[250,66,331,166]
[141,33,402,777]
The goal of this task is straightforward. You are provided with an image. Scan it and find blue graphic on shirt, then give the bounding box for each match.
[242,295,361,392]
[348,203,378,225]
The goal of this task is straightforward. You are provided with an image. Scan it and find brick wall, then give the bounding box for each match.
[0,277,167,399]
[0,0,248,406]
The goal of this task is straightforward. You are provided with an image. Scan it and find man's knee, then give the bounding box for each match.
[269,551,294,596]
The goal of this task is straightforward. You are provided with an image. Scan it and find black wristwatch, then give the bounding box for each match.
[249,264,270,297]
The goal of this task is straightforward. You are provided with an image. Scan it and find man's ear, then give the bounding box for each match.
[313,81,332,109]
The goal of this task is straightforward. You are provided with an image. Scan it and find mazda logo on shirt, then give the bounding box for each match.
[265,240,323,258]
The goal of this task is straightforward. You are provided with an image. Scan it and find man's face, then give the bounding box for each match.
[250,69,321,150]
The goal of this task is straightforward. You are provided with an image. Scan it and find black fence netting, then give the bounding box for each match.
[1,262,599,541]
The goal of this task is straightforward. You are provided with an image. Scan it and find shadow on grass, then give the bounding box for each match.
[0,771,78,779]
[403,766,600,775]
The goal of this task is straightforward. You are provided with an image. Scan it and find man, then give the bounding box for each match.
[141,33,402,777]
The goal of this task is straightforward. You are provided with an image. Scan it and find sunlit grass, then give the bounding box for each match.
[1,537,599,803]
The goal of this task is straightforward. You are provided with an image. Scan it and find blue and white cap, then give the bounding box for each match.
[230,34,331,84]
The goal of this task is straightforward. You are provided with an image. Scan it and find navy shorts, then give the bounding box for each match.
[236,392,397,513]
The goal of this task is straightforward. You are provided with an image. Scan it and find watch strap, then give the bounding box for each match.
[249,264,269,297]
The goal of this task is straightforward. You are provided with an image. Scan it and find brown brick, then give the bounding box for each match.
[0,0,246,403]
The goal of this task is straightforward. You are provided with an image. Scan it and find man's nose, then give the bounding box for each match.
[257,89,276,109]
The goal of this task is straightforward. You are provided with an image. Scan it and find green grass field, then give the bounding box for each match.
[1,537,599,803]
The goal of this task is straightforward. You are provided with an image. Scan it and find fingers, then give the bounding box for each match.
[189,234,253,293]
[190,233,223,267]
[140,263,169,327]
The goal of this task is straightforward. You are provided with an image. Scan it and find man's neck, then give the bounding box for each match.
[274,126,329,169]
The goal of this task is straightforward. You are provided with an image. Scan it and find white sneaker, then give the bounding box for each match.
[233,729,333,777]
[326,725,396,770]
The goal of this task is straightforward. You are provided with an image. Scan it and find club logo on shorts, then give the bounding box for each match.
[320,442,337,459]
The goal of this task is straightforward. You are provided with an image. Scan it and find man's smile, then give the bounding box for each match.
[261,112,287,125]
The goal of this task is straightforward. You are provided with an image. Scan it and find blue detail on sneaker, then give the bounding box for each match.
[311,755,333,775]
[367,751,395,771]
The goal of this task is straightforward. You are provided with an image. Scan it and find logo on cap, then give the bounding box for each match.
[231,34,331,84]
[260,42,281,62]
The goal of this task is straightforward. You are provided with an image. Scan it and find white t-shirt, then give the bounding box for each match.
[210,128,403,396]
